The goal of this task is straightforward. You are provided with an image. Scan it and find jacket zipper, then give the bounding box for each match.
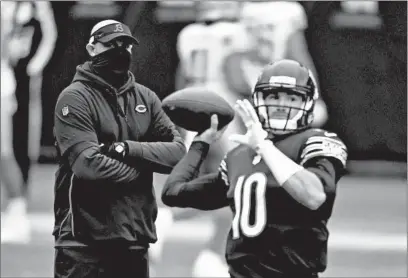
[68,174,75,237]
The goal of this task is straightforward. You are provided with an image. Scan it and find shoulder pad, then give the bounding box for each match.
[299,129,348,168]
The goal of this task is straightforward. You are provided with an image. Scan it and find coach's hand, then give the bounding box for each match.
[100,142,128,160]
[194,114,226,145]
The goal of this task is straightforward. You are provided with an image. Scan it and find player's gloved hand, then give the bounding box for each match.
[100,142,128,160]
[194,114,227,145]
[229,99,268,150]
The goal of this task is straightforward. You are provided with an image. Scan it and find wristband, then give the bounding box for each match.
[256,139,304,186]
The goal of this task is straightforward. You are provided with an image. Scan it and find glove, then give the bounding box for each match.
[100,142,128,160]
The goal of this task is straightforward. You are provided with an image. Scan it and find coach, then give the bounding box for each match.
[52,20,185,278]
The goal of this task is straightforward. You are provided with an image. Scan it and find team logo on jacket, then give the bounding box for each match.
[135,104,147,113]
[62,106,69,116]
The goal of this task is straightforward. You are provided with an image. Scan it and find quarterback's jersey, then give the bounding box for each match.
[219,128,347,274]
[240,1,308,90]
[176,21,250,104]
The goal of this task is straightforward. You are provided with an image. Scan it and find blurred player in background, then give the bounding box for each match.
[8,1,57,213]
[1,1,30,243]
[152,2,251,276]
[227,1,328,128]
[162,60,348,278]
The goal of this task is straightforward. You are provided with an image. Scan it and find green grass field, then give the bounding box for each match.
[1,164,406,277]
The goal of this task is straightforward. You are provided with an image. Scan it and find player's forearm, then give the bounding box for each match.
[161,141,226,210]
[162,172,226,210]
[162,141,210,186]
[257,140,326,210]
[281,169,326,210]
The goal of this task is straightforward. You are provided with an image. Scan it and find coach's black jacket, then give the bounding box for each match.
[53,62,186,248]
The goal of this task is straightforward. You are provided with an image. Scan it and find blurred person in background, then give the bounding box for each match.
[5,0,57,238]
[229,1,328,128]
[53,19,185,278]
[153,2,251,277]
[1,1,31,244]
[162,60,348,278]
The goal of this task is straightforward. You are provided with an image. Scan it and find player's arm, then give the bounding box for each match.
[302,156,346,219]
[256,140,327,210]
[54,90,142,183]
[161,141,229,210]
[124,88,186,174]
[258,134,347,210]
[29,1,57,75]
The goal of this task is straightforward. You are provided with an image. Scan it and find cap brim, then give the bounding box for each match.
[98,33,139,45]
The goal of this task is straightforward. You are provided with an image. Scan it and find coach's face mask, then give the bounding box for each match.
[91,46,131,76]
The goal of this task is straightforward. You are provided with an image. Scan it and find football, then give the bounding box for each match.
[162,87,235,133]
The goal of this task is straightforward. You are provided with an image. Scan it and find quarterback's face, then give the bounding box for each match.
[264,92,304,119]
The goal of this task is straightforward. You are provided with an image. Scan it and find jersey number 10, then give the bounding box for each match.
[232,172,267,239]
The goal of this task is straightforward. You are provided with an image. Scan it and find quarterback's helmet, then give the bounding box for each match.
[252,59,318,135]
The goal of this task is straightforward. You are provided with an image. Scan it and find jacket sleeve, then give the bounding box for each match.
[125,88,186,174]
[161,141,229,210]
[54,90,141,183]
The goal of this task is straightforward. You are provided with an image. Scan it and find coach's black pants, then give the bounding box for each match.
[54,246,149,278]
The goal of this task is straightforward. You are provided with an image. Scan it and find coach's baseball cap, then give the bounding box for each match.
[89,19,139,45]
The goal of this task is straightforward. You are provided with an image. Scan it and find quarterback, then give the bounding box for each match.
[162,60,348,278]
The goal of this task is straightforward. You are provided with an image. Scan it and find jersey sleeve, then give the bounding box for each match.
[161,142,229,210]
[304,157,341,219]
[298,132,347,219]
[299,132,348,170]
[218,155,230,187]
